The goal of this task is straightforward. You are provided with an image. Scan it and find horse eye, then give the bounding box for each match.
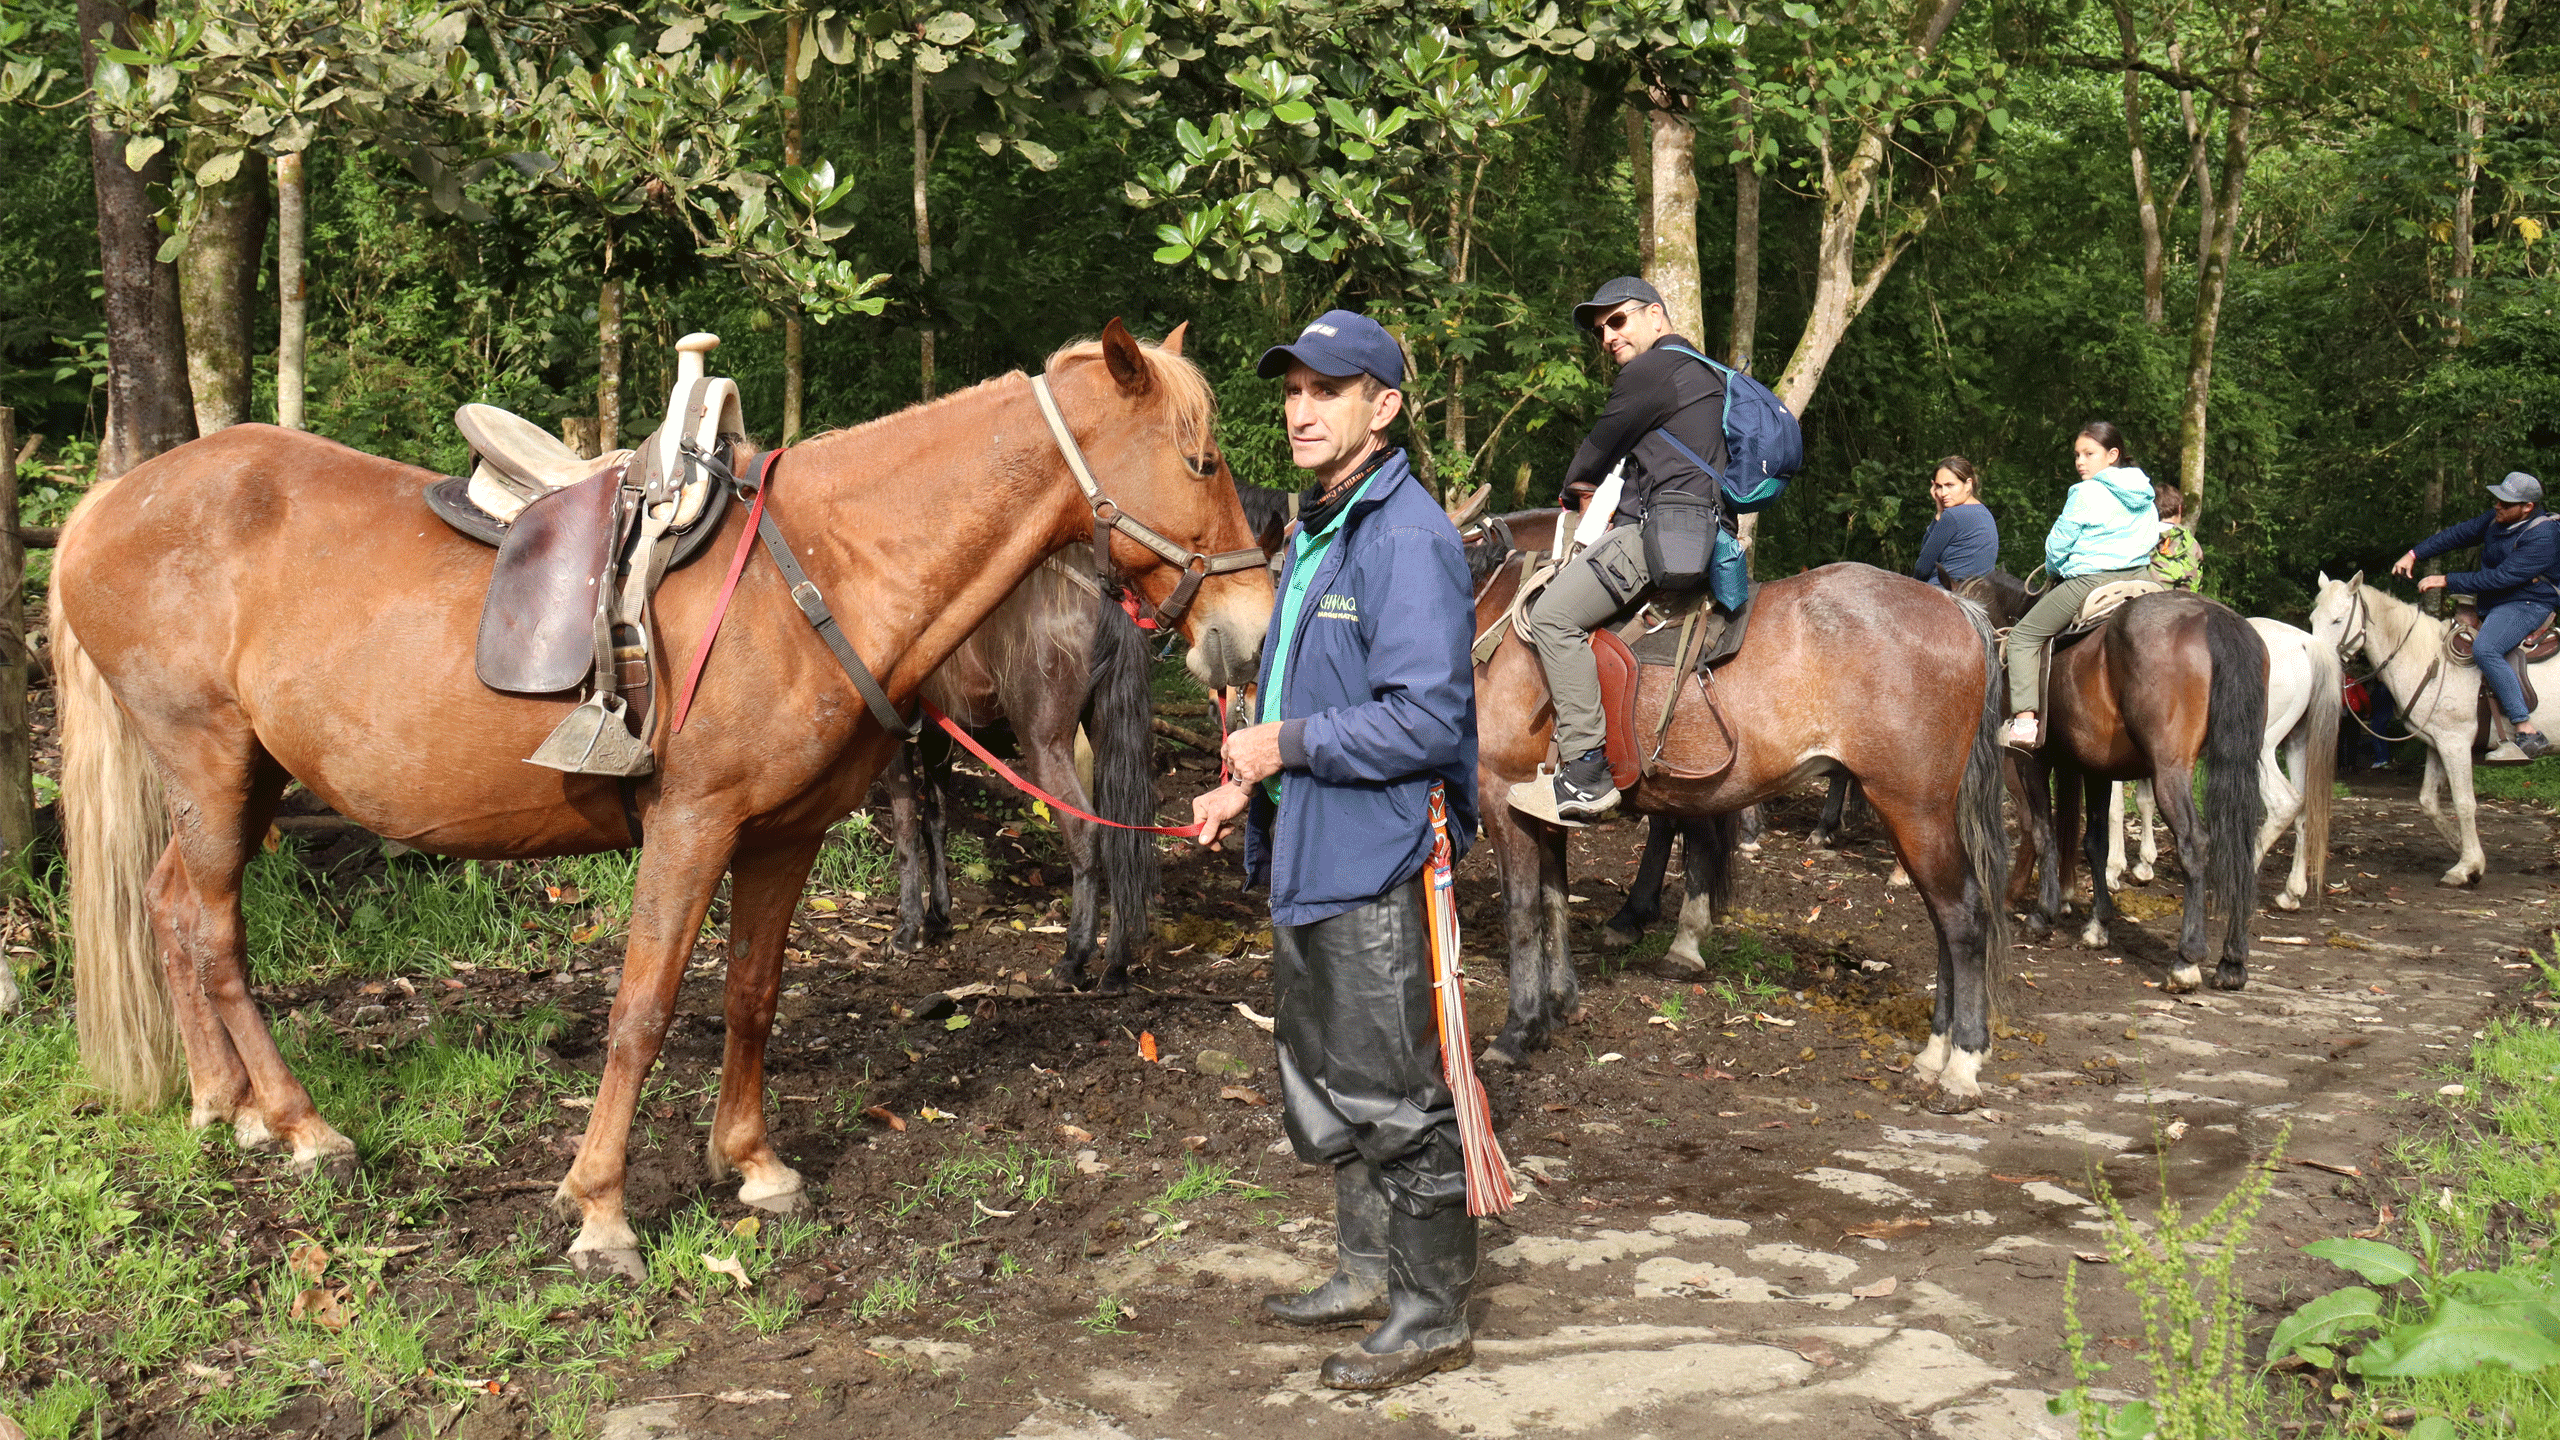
[1189,451,1221,476]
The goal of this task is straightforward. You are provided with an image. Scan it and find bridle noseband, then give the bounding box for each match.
[1029,374,1266,635]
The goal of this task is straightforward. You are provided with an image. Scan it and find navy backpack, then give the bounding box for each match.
[1651,342,1804,513]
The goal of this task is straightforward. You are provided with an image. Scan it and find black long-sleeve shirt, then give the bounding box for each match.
[1561,334,1730,525]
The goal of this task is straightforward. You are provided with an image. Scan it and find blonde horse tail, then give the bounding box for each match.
[53,489,178,1109]
[2299,636,2342,905]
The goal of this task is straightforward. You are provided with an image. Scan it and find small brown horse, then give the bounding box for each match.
[1954,572,2267,992]
[54,321,1270,1279]
[1475,560,2013,1113]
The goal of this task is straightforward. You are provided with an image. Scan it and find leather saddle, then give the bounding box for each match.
[2057,577,2165,648]
[423,332,748,777]
[1589,589,1750,789]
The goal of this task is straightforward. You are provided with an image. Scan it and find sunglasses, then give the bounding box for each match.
[1600,307,1641,334]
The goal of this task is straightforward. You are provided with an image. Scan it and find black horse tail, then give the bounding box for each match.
[2203,607,2270,959]
[1087,591,1160,968]
[1956,597,2012,1013]
[1683,811,1742,920]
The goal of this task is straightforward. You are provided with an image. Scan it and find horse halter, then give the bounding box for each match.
[1029,373,1266,634]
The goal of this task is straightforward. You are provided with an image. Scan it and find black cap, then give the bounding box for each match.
[1573,275,1667,332]
[1256,310,1405,389]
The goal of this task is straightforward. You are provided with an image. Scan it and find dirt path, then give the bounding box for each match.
[518,769,2554,1440]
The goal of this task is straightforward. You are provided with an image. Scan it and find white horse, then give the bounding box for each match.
[2107,617,2341,911]
[2308,571,2560,886]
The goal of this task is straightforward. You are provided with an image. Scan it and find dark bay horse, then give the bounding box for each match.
[1475,560,2013,1113]
[880,546,1159,991]
[1955,571,2267,991]
[54,321,1271,1279]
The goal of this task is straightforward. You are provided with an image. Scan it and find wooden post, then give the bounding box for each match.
[0,407,33,894]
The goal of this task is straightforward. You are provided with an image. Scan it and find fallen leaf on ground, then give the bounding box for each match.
[287,1243,331,1281]
[1756,1120,1789,1130]
[1850,1276,1898,1299]
[1233,1001,1276,1032]
[290,1285,351,1330]
[1843,1217,1931,1240]
[702,1255,752,1290]
[732,1216,761,1240]
[918,1106,953,1121]
[1059,1124,1094,1142]
[182,1361,233,1387]
[1182,1135,1208,1150]
[974,1199,1018,1219]
[1075,1149,1106,1176]
[558,1096,594,1109]
[863,1106,906,1131]
[2295,1158,2362,1177]
[361,1243,428,1259]
[1138,1031,1160,1063]
[2076,1252,2110,1264]
[1696,1068,1737,1080]
[1219,1086,1267,1106]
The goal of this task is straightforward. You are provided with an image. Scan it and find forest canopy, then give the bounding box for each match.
[3,0,2554,620]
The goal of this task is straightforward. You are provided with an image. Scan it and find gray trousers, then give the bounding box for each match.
[1273,876,1465,1217]
[2005,566,2152,714]
[1526,525,1651,762]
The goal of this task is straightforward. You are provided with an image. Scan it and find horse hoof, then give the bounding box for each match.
[891,928,924,955]
[292,1145,359,1185]
[1923,1086,1980,1116]
[1648,949,1707,980]
[1738,839,1761,855]
[2437,870,2477,889]
[2133,865,2154,885]
[1599,924,1641,949]
[1887,867,1910,890]
[232,1112,277,1153]
[2163,964,2202,994]
[2274,892,2301,913]
[1480,1041,1526,1071]
[2213,963,2248,992]
[2080,923,2109,950]
[1092,970,1132,996]
[740,1178,807,1215]
[1050,964,1092,992]
[571,1246,648,1284]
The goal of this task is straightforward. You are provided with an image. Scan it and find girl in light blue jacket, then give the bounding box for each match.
[2002,421,2162,749]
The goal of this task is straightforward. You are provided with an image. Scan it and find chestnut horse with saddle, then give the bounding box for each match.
[53,320,1270,1279]
[1472,553,2014,1114]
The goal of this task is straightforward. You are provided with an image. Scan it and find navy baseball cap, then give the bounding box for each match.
[2489,471,2543,504]
[1573,275,1667,332]
[1256,310,1405,389]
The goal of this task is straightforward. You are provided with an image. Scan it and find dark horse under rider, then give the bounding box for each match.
[1512,275,1730,824]
[1187,310,1484,1391]
[2394,469,2555,764]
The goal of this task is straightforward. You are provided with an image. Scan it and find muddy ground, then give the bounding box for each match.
[82,739,2560,1439]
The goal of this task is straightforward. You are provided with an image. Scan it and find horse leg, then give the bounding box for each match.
[2053,765,2083,921]
[1538,816,1579,1042]
[2105,782,2128,891]
[704,835,826,1215]
[143,844,250,1130]
[2135,780,2159,882]
[2149,762,2210,991]
[2015,756,2059,934]
[1872,792,1984,1113]
[1481,803,1551,1068]
[2004,758,2041,914]
[1737,803,1763,854]
[1054,808,1104,989]
[1601,816,1675,947]
[1659,818,1720,976]
[1812,772,1851,849]
[2261,728,2306,911]
[886,741,941,955]
[557,825,735,1280]
[2079,772,2114,950]
[2417,747,2461,851]
[2438,744,2488,887]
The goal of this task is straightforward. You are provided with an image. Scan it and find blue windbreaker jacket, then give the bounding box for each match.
[2413,507,2560,610]
[1244,451,1479,925]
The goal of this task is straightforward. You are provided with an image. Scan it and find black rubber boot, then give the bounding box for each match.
[1262,1160,1390,1326]
[1319,1205,1477,1390]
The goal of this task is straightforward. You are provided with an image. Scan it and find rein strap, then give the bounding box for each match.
[926,702,1206,837]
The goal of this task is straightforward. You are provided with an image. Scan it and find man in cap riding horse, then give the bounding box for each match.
[2394,470,2557,763]
[1511,276,1730,824]
[1188,310,1483,1390]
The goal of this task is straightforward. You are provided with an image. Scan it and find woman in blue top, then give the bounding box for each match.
[2002,422,2162,749]
[1913,455,1998,587]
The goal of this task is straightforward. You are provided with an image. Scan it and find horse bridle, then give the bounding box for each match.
[2333,586,2440,742]
[1029,374,1266,635]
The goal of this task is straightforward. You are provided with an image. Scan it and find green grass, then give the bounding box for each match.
[2466,753,2560,803]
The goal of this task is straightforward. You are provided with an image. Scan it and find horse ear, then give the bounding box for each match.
[2317,570,2331,587]
[1101,317,1152,395]
[1161,321,1188,357]
[2348,569,2364,592]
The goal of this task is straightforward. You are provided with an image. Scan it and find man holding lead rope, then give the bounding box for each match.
[1189,309,1507,1391]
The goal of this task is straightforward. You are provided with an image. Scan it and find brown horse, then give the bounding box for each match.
[1474,560,2013,1113]
[1954,571,2267,991]
[54,321,1271,1279]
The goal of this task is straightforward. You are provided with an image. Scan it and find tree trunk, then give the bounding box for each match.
[274,149,309,430]
[1645,109,1703,341]
[180,146,266,433]
[2175,29,2261,530]
[1624,105,1654,274]
[1730,125,1759,370]
[0,405,27,893]
[2114,0,2166,326]
[2447,0,2508,347]
[912,63,935,402]
[782,16,805,442]
[79,0,196,480]
[597,276,623,448]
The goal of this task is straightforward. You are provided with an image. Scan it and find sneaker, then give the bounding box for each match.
[2522,729,2551,759]
[1508,750,1618,825]
[2002,715,2041,750]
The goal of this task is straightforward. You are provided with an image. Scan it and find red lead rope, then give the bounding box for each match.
[925,700,1211,837]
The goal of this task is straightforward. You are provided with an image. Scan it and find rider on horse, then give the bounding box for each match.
[1189,310,1486,1392]
[1512,276,1730,823]
[2394,470,2555,763]
[2002,421,2162,750]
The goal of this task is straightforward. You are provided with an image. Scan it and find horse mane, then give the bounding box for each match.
[1232,479,1295,547]
[1950,568,2031,626]
[1045,334,1216,455]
